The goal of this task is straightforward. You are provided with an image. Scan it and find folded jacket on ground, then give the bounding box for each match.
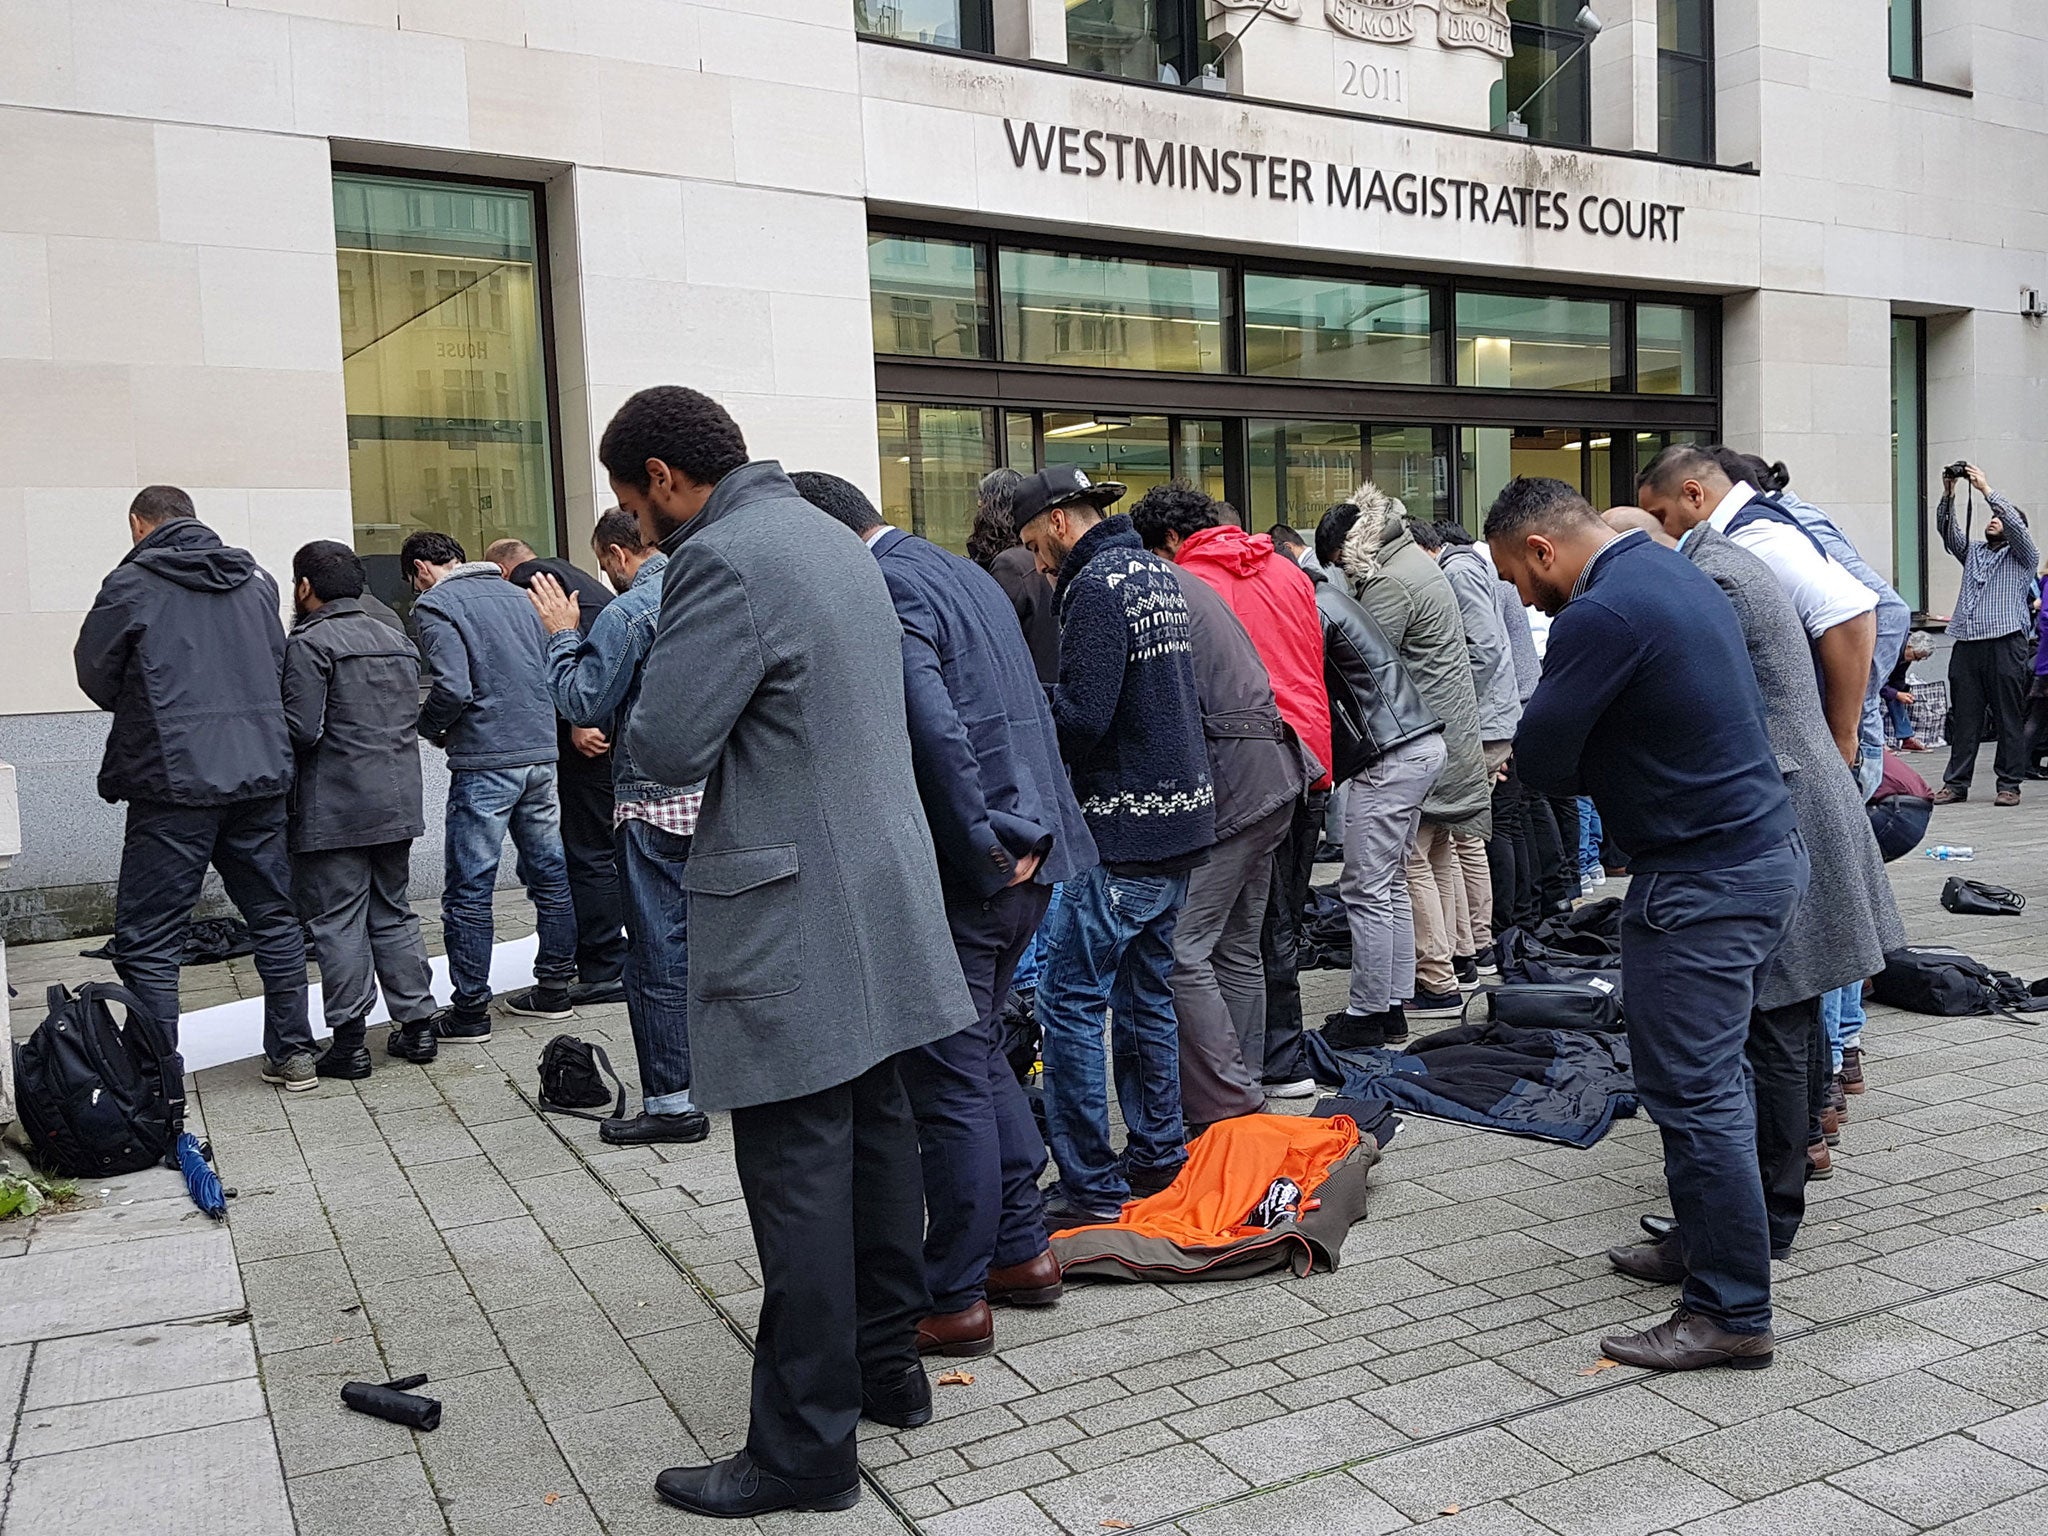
[1049,1112,1383,1282]
[1304,1019,1636,1148]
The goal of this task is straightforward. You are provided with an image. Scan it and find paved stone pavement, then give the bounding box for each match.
[7,757,2048,1534]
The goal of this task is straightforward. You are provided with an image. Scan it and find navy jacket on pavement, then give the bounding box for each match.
[1515,530,1795,873]
[1050,515,1216,869]
[872,527,1097,901]
[74,517,292,807]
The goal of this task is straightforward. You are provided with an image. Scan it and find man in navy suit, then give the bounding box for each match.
[794,471,1097,1359]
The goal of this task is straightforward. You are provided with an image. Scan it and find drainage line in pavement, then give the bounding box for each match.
[514,1080,926,1535]
[1111,1250,2048,1534]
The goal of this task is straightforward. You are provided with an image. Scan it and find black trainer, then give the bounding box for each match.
[500,986,575,1021]
[1323,1009,1386,1050]
[386,1018,440,1062]
[1453,955,1480,989]
[1382,1004,1410,1045]
[314,1043,373,1080]
[435,1007,492,1043]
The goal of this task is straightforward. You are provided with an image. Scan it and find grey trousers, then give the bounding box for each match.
[1176,803,1292,1125]
[294,840,437,1036]
[1343,733,1448,1015]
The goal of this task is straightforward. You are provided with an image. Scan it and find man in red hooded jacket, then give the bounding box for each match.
[1131,485,1333,1096]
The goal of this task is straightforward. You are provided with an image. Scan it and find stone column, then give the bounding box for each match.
[1589,0,1658,152]
[991,0,1068,64]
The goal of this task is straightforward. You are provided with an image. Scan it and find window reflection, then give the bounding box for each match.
[854,0,984,49]
[999,248,1226,373]
[876,401,994,553]
[334,173,555,612]
[1247,422,1446,531]
[870,234,990,359]
[1637,304,1701,394]
[1456,292,1620,392]
[1459,427,1619,530]
[1244,274,1435,384]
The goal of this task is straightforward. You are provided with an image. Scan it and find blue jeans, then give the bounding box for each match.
[1577,798,1603,876]
[1010,881,1063,993]
[1036,863,1189,1216]
[1621,835,1809,1334]
[617,818,694,1114]
[1821,983,1865,1075]
[443,765,578,1011]
[1886,697,1915,743]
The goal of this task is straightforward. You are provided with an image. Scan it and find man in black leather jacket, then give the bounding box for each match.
[1312,575,1447,1050]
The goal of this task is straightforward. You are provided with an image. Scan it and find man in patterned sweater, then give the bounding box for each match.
[1016,467,1217,1228]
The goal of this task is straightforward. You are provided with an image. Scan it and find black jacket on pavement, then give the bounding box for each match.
[74,518,292,807]
[1168,566,1314,843]
[1315,581,1444,783]
[282,598,427,854]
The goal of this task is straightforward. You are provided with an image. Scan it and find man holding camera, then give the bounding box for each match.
[1933,463,2038,807]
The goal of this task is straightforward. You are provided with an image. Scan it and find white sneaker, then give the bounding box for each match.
[1263,1078,1318,1099]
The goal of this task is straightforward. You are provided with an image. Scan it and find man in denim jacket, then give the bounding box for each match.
[529,510,707,1146]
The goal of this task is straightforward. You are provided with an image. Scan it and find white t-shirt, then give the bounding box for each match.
[1706,481,1879,638]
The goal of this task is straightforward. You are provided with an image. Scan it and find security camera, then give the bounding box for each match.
[1576,5,1603,36]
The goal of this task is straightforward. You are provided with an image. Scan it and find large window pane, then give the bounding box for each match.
[1243,274,1435,384]
[877,401,994,554]
[1000,248,1225,373]
[1176,418,1228,505]
[1891,317,1926,609]
[1065,0,1206,84]
[1246,422,1448,531]
[1657,0,1706,55]
[854,0,983,49]
[1506,0,1592,146]
[1456,292,1619,391]
[1637,304,1702,394]
[870,234,990,359]
[335,173,555,611]
[1040,413,1177,505]
[1459,427,1614,530]
[1657,54,1711,162]
[1889,0,1920,78]
[1368,425,1450,523]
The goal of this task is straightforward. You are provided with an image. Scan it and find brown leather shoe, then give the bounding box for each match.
[986,1249,1064,1308]
[1820,1103,1842,1147]
[917,1300,994,1358]
[1807,1140,1833,1180]
[1840,1045,1865,1094]
[1600,1308,1774,1371]
[1929,786,1966,804]
[1997,788,2022,807]
[1608,1236,1686,1285]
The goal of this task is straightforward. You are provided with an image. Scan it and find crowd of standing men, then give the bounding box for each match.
[70,381,2028,1518]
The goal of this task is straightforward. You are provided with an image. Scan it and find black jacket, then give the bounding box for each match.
[1316,581,1443,783]
[506,557,616,784]
[74,518,292,807]
[282,598,426,854]
[988,545,1061,687]
[1170,567,1313,842]
[875,529,1097,900]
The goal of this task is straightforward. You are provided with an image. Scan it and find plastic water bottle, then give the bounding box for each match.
[1925,845,1975,861]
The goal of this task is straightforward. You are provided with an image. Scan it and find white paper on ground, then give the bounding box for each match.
[175,934,539,1072]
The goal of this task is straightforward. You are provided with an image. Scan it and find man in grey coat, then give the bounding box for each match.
[1601,511,1904,1283]
[1336,487,1491,1020]
[283,542,439,1077]
[604,387,974,1520]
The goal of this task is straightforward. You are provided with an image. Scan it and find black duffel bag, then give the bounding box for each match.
[1872,946,2048,1019]
[1496,929,1625,1003]
[1472,981,1623,1034]
[1940,877,2027,917]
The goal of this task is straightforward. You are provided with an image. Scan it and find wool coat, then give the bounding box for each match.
[1682,525,1906,1007]
[626,461,974,1110]
[1340,493,1491,837]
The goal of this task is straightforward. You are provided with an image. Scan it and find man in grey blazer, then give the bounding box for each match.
[605,387,975,1519]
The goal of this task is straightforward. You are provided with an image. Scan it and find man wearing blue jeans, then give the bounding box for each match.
[1014,470,1216,1229]
[404,531,579,1041]
[529,509,706,1147]
[1491,478,1804,1372]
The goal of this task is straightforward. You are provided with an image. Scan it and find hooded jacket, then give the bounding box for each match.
[1438,543,1524,741]
[1314,581,1443,783]
[74,518,292,806]
[1172,524,1333,788]
[282,598,426,854]
[1340,490,1490,836]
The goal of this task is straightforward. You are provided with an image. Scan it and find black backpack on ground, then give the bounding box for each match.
[1872,946,2048,1019]
[12,983,185,1177]
[535,1035,626,1121]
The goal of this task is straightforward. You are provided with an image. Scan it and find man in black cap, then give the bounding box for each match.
[1014,467,1216,1228]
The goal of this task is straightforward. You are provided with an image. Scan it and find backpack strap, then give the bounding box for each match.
[538,1042,628,1123]
[79,981,188,1159]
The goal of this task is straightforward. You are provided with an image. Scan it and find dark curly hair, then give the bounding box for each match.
[1128,481,1220,553]
[966,467,1025,568]
[599,386,748,492]
[292,540,365,602]
[1482,476,1598,540]
[399,530,465,579]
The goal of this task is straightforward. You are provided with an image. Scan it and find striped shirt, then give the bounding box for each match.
[1939,491,2040,642]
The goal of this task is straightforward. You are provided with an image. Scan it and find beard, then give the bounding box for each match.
[1528,571,1573,616]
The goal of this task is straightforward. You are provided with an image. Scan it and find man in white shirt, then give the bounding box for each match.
[1637,445,1878,770]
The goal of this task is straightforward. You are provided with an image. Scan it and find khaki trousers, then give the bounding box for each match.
[1406,821,1462,996]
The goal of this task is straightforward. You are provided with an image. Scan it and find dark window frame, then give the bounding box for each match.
[1892,314,1930,614]
[854,0,993,54]
[1656,0,1716,165]
[332,161,570,562]
[1506,0,1595,149]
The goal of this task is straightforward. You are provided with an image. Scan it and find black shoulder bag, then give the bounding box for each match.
[536,1036,626,1121]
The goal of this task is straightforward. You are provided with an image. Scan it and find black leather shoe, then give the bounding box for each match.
[600,1110,710,1146]
[1628,1219,1791,1263]
[654,1451,859,1517]
[1640,1213,1677,1242]
[568,977,627,1007]
[386,1019,439,1063]
[861,1363,933,1429]
[1600,1308,1774,1372]
[314,1043,372,1080]
[1609,1236,1686,1284]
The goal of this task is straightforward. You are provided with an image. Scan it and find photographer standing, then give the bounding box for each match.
[1933,464,2038,807]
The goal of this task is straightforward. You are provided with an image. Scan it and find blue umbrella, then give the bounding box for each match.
[176,1132,227,1220]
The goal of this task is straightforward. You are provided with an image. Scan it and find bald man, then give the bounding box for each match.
[1604,508,1675,546]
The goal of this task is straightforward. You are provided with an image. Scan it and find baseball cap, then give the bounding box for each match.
[1010,465,1126,528]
